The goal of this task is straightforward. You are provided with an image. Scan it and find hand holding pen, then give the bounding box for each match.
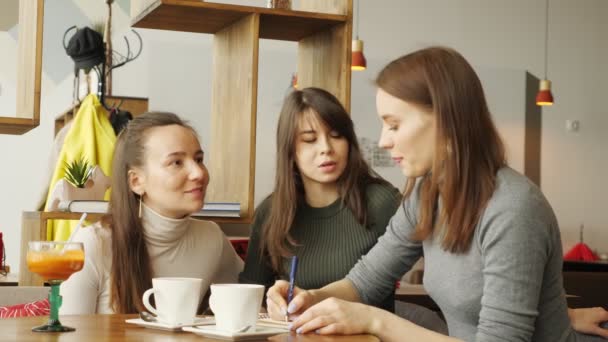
[285,255,299,322]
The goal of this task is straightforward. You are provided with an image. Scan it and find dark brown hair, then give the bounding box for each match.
[261,87,391,271]
[102,112,197,313]
[376,47,506,253]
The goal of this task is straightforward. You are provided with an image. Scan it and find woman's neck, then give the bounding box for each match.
[303,182,340,208]
[140,203,190,246]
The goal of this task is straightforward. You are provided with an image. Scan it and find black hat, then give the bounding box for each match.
[64,26,105,71]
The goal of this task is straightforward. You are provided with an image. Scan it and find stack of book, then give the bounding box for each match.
[192,202,240,218]
[57,200,241,218]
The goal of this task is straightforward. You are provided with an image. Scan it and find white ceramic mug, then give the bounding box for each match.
[142,277,203,326]
[209,284,264,333]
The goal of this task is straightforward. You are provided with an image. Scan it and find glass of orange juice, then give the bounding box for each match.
[26,241,84,332]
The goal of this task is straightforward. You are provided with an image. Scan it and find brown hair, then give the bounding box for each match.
[102,112,197,313]
[261,87,391,272]
[376,47,506,253]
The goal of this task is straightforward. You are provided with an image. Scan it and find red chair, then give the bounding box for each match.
[229,238,249,261]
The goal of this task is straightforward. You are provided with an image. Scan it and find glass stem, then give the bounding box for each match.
[48,281,62,326]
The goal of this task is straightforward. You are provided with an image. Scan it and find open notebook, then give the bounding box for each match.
[256,313,290,330]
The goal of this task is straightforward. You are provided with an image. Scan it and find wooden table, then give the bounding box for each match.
[0,314,379,341]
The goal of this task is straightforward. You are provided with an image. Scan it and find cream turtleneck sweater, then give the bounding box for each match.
[60,204,243,314]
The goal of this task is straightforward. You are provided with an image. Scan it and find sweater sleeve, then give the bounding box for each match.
[474,194,553,341]
[346,192,423,306]
[59,225,104,314]
[238,199,277,289]
[212,234,244,284]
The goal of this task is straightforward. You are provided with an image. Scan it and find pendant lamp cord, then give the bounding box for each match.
[355,0,360,39]
[544,0,549,79]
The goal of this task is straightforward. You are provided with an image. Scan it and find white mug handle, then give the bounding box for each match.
[142,288,158,316]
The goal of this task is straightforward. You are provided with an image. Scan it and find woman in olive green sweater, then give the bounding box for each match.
[239,87,402,312]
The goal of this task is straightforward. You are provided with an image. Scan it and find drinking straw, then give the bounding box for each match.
[67,213,88,243]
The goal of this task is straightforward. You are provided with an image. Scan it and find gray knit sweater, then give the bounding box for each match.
[239,182,402,311]
[347,167,598,341]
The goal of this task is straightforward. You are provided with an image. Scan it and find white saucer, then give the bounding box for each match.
[183,325,287,341]
[125,317,215,331]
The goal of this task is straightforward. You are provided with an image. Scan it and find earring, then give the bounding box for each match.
[138,194,143,218]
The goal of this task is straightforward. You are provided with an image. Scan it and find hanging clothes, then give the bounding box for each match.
[44,94,116,241]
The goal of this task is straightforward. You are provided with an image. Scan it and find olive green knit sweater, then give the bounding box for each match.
[239,182,401,311]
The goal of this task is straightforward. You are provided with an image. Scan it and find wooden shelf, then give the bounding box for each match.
[39,211,105,221]
[40,211,248,224]
[132,0,347,41]
[0,117,39,135]
[192,216,252,224]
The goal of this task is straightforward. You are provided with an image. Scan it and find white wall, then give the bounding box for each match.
[1,0,607,271]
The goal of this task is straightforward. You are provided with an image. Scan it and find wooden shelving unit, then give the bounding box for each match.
[130,0,353,221]
[0,0,44,135]
[18,2,352,284]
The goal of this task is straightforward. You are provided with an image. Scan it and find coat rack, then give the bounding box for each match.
[96,29,143,110]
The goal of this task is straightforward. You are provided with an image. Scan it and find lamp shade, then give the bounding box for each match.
[351,39,366,71]
[536,79,554,106]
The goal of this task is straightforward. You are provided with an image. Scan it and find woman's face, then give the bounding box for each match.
[376,88,437,178]
[294,111,349,191]
[129,124,209,218]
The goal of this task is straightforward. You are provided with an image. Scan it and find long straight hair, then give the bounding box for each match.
[102,112,196,313]
[261,87,391,272]
[376,47,506,253]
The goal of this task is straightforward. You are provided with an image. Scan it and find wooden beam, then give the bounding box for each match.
[207,14,260,220]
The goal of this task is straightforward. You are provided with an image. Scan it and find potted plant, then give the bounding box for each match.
[63,157,94,188]
[47,157,111,211]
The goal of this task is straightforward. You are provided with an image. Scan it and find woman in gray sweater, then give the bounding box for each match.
[266,47,608,341]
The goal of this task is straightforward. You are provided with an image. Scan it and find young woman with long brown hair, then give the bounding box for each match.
[266,47,608,341]
[60,112,243,314]
[239,87,402,312]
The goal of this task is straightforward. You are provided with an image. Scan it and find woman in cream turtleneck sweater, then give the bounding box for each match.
[60,112,243,314]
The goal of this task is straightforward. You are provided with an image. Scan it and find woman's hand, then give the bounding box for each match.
[569,307,608,339]
[290,297,381,336]
[265,280,316,321]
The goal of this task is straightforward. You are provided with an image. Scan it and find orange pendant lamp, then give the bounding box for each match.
[537,0,554,106]
[352,40,366,71]
[351,0,366,71]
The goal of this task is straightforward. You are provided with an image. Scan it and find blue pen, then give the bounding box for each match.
[285,255,299,322]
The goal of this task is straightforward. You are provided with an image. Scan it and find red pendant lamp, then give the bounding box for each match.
[564,225,599,262]
[537,0,554,106]
[351,0,366,71]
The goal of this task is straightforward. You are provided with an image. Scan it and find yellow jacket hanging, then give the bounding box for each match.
[44,94,116,240]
